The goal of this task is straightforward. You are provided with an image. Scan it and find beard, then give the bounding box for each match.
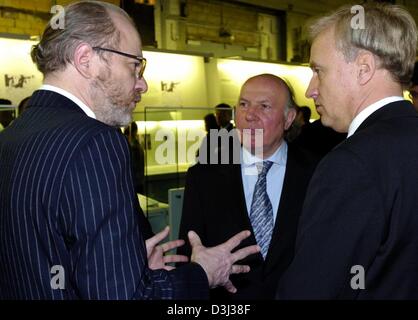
[90,66,138,127]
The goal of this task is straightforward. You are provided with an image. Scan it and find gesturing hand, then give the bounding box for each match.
[188,230,260,293]
[146,226,189,271]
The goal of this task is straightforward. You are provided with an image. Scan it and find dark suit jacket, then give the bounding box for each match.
[291,119,346,158]
[0,90,208,300]
[178,144,318,299]
[277,101,418,299]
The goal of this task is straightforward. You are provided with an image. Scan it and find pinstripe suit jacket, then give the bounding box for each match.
[0,90,208,300]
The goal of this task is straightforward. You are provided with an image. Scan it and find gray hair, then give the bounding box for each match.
[31,1,134,75]
[281,77,297,116]
[308,3,417,86]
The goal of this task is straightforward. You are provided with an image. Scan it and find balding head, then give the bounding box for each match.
[236,74,297,158]
[32,1,138,76]
[241,74,296,115]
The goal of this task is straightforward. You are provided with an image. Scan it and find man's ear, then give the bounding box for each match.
[73,43,95,78]
[284,108,297,130]
[356,50,376,86]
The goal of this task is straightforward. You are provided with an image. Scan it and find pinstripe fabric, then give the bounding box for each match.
[0,90,208,300]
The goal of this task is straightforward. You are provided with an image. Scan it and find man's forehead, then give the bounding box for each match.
[244,77,274,89]
[241,85,273,96]
[309,33,336,67]
[311,26,334,47]
[244,78,285,93]
[240,89,282,104]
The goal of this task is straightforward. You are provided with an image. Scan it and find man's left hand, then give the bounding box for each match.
[146,226,189,271]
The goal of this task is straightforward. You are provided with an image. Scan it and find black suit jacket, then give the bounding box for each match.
[277,101,418,299]
[178,144,318,299]
[0,90,208,299]
[291,119,346,158]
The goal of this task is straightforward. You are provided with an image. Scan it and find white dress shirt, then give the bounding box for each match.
[241,141,288,224]
[347,96,403,137]
[40,84,96,119]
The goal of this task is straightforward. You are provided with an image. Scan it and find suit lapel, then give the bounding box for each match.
[219,164,254,232]
[220,152,300,265]
[264,146,304,272]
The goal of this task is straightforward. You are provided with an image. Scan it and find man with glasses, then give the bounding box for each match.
[0,1,259,299]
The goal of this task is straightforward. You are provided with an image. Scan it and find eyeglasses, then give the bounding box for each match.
[92,46,147,79]
[409,90,418,100]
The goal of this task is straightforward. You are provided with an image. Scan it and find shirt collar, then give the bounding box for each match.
[241,140,288,167]
[347,96,403,137]
[39,84,96,119]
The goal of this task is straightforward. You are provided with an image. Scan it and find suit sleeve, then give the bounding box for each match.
[277,148,385,299]
[60,130,208,299]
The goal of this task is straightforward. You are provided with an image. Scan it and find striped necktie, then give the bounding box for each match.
[249,161,274,259]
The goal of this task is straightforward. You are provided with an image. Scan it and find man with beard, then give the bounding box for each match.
[0,1,259,299]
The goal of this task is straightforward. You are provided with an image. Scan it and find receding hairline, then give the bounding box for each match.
[100,2,143,57]
[244,74,289,90]
[240,74,297,114]
[65,1,139,45]
[86,1,139,43]
[105,3,139,34]
[110,9,141,46]
[87,0,129,17]
[308,26,338,65]
[242,74,292,100]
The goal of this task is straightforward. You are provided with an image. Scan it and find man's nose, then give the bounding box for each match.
[136,76,148,94]
[245,105,259,121]
[305,76,318,100]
